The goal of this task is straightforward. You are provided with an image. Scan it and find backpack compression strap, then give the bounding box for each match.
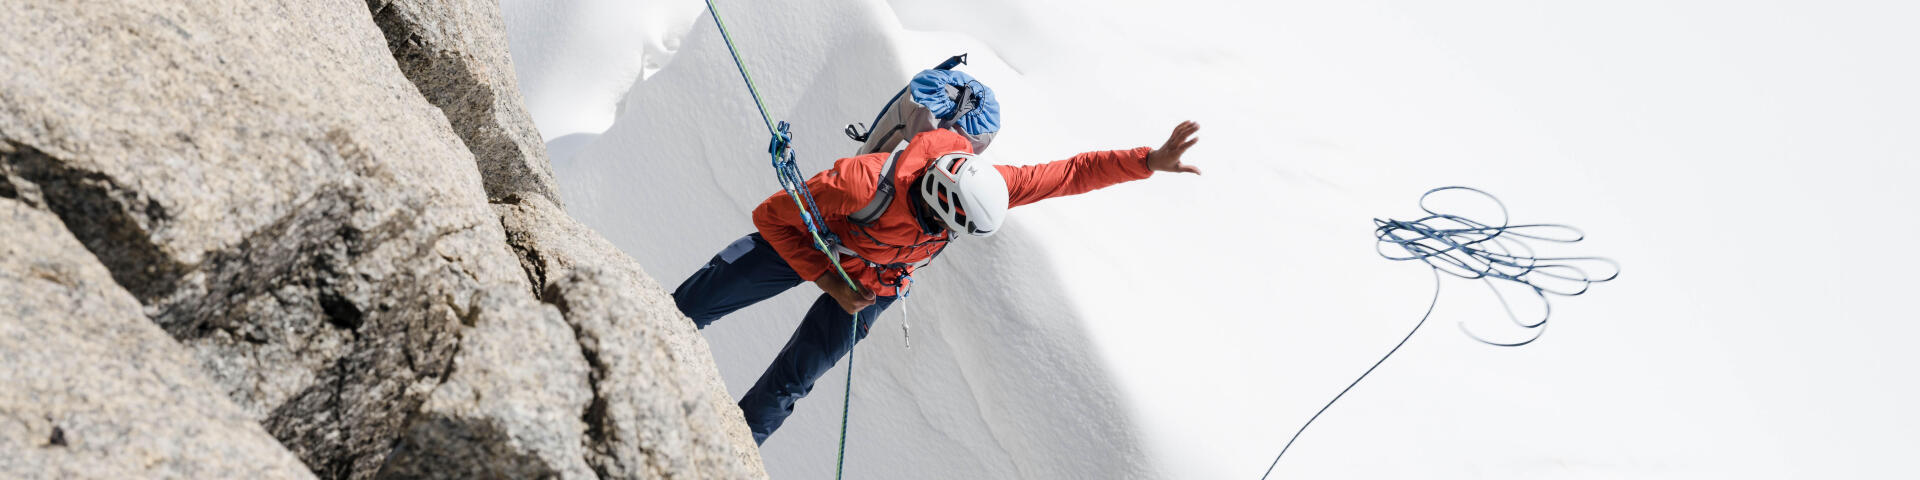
[847,150,903,225]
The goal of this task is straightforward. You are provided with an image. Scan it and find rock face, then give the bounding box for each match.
[367,0,561,206]
[376,287,598,480]
[550,268,760,480]
[500,194,769,479]
[0,199,315,480]
[1,0,764,478]
[2,1,524,477]
[370,0,767,476]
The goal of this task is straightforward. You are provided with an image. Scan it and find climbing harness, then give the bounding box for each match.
[836,151,953,291]
[702,1,867,477]
[1258,186,1619,479]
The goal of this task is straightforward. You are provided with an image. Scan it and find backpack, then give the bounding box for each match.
[842,54,1001,226]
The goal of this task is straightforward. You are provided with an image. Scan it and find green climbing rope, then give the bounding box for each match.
[702,2,865,478]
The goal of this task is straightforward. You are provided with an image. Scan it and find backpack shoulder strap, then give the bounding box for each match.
[848,150,903,226]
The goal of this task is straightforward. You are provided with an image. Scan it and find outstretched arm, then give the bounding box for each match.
[997,121,1203,208]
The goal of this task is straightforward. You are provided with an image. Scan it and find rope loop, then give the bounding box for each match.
[1261,187,1619,479]
[1373,186,1618,346]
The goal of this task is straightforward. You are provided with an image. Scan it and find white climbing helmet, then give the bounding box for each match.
[918,152,1008,237]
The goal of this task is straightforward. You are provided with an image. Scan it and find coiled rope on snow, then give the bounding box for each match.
[1259,186,1619,479]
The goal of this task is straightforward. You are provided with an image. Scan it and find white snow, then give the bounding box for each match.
[500,0,1920,478]
[500,0,708,149]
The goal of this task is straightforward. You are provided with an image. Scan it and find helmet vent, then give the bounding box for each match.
[935,184,951,212]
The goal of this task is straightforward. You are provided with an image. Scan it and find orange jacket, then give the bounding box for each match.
[753,129,1155,296]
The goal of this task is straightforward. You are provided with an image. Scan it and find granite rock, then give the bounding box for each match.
[0,1,765,478]
[0,198,316,480]
[369,0,561,206]
[377,286,597,480]
[544,267,764,480]
[1,1,523,477]
[498,193,767,478]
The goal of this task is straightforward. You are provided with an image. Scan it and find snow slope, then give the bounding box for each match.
[504,0,1920,478]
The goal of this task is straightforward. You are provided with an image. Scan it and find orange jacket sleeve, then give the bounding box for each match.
[752,159,867,283]
[997,147,1155,208]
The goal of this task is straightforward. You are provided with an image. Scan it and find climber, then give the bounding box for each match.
[672,120,1202,444]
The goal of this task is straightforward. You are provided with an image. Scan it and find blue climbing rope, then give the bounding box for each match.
[1259,186,1618,479]
[1373,186,1619,346]
[702,1,866,477]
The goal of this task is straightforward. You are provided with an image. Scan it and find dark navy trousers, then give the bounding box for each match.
[672,233,895,444]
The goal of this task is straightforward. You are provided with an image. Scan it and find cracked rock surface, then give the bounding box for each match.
[2,1,525,477]
[367,0,561,206]
[0,198,315,480]
[498,193,767,478]
[545,268,763,480]
[377,286,597,480]
[1,0,764,478]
